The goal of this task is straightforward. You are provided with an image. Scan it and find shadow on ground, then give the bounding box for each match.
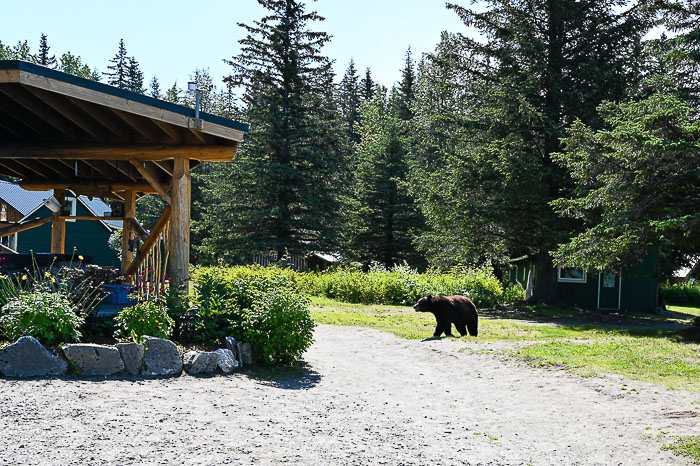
[243,361,321,390]
[479,304,693,334]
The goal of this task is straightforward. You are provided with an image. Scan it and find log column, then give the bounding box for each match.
[121,191,136,276]
[51,189,66,254]
[170,157,190,288]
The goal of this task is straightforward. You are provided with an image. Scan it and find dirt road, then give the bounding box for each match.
[0,325,697,465]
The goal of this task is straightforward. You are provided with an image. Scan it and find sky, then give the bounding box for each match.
[0,0,470,91]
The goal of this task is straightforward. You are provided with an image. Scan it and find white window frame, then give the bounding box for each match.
[557,266,587,283]
[65,197,77,222]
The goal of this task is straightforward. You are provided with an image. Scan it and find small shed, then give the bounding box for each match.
[0,60,248,289]
[506,251,659,313]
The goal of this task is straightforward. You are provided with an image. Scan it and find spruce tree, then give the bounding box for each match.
[149,76,161,99]
[409,2,661,303]
[37,33,56,68]
[164,82,180,103]
[337,59,362,144]
[105,39,129,89]
[345,96,425,267]
[182,68,217,113]
[392,47,416,120]
[58,52,100,80]
[199,0,342,263]
[126,56,145,94]
[360,68,377,101]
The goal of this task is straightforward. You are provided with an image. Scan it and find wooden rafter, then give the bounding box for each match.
[0,144,237,161]
[130,160,171,204]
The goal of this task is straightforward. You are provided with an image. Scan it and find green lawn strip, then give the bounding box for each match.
[515,338,700,391]
[666,305,700,321]
[662,436,700,464]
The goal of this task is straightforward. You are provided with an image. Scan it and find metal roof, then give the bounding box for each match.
[0,180,50,216]
[0,181,121,230]
[0,60,249,133]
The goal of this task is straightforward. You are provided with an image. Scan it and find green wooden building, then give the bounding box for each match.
[506,252,659,313]
[0,181,121,267]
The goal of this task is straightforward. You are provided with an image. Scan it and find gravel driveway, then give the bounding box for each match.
[0,324,698,465]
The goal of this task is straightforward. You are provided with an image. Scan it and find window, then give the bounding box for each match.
[558,266,587,283]
[65,197,77,222]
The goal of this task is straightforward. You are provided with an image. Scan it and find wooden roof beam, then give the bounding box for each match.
[0,144,237,161]
[0,92,58,140]
[19,179,170,193]
[0,85,84,142]
[111,109,164,144]
[70,98,133,141]
[130,160,171,204]
[23,87,108,142]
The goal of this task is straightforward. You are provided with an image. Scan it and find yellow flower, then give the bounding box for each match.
[51,277,56,283]
[44,272,51,278]
[78,255,84,261]
[21,275,27,281]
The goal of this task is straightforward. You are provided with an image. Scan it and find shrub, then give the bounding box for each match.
[190,266,316,364]
[663,283,700,306]
[0,291,83,345]
[115,300,174,341]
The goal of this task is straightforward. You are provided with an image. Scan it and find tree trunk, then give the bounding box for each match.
[527,251,559,305]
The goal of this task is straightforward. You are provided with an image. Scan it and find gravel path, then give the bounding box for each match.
[0,324,698,465]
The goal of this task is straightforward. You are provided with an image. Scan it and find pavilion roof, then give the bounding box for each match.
[0,60,249,199]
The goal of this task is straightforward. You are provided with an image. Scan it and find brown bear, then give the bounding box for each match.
[413,295,479,337]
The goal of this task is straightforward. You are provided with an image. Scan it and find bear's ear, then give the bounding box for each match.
[427,295,432,302]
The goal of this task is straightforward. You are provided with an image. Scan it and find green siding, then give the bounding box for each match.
[505,251,658,313]
[17,202,119,267]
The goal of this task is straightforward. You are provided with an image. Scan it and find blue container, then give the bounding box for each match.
[100,284,136,305]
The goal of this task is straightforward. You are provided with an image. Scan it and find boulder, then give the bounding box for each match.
[224,336,240,362]
[215,348,238,374]
[0,336,67,377]
[240,342,253,367]
[62,344,125,376]
[183,351,220,375]
[142,337,182,376]
[117,342,144,376]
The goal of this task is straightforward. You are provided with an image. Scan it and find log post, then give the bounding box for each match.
[51,189,66,255]
[121,191,136,276]
[170,157,190,289]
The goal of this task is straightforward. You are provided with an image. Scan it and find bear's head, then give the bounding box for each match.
[413,295,433,312]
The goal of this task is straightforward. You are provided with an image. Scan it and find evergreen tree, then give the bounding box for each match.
[149,76,161,99]
[126,56,145,94]
[392,47,416,120]
[345,96,425,267]
[360,67,377,101]
[11,40,33,61]
[409,2,661,303]
[164,82,180,104]
[37,33,56,68]
[199,0,342,263]
[105,39,129,89]
[58,52,100,80]
[182,68,217,113]
[337,59,362,144]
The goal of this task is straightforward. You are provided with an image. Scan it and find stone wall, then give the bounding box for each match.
[0,336,253,378]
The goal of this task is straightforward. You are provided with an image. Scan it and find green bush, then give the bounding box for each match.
[663,283,700,306]
[190,266,316,364]
[0,291,83,345]
[115,300,174,341]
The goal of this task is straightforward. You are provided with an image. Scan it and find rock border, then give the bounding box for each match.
[0,335,253,378]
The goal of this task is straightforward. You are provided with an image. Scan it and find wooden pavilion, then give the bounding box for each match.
[0,60,248,288]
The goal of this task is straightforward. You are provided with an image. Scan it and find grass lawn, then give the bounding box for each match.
[310,297,700,391]
[663,436,700,464]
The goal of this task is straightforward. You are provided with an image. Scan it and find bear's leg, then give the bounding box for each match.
[433,322,446,337]
[455,324,468,337]
[443,321,455,337]
[467,319,478,337]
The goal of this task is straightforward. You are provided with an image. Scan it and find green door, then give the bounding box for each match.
[598,272,621,310]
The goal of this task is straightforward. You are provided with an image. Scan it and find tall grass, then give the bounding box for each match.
[191,264,524,308]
